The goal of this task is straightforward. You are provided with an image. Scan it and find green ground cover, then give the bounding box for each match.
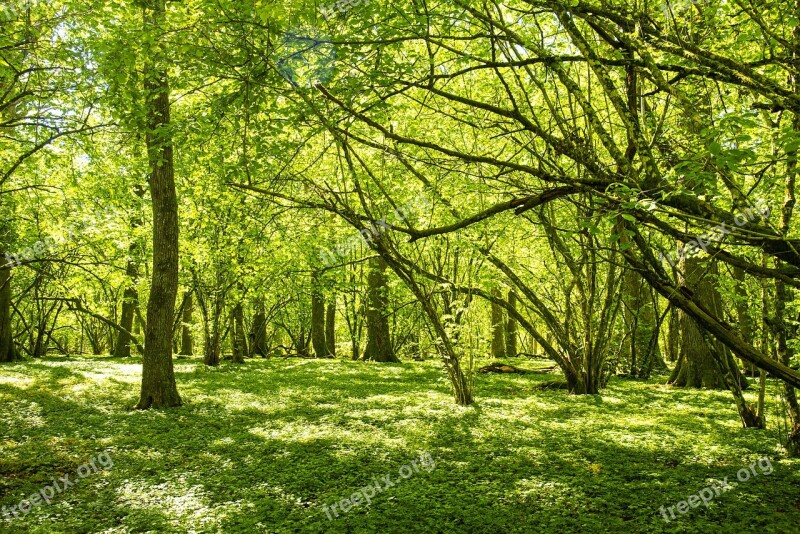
[1,357,798,533]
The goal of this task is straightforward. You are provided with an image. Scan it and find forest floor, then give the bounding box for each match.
[0,357,798,533]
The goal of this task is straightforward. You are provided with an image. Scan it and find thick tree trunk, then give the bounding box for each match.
[504,290,518,357]
[136,0,181,409]
[325,300,336,357]
[363,257,398,362]
[204,328,221,366]
[669,255,746,390]
[564,368,600,395]
[490,288,505,359]
[179,291,193,356]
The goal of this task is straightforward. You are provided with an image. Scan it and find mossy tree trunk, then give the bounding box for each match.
[775,59,800,452]
[251,302,268,357]
[325,300,336,357]
[504,290,518,357]
[669,255,746,390]
[179,291,193,356]
[0,263,16,362]
[136,0,181,409]
[114,185,144,358]
[311,273,330,358]
[490,288,505,359]
[363,257,398,362]
[114,256,139,358]
[231,302,246,363]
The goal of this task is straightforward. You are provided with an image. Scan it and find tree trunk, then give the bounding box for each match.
[666,304,680,363]
[296,330,309,357]
[669,255,746,390]
[0,263,15,362]
[114,256,139,358]
[490,288,505,359]
[251,302,268,357]
[363,257,398,362]
[136,0,181,409]
[326,300,336,357]
[311,275,329,358]
[179,291,193,356]
[204,327,221,366]
[231,302,246,363]
[504,290,518,357]
[775,30,800,451]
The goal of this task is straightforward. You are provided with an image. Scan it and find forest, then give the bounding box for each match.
[1,0,800,532]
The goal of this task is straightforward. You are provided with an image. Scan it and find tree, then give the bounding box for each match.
[669,256,747,390]
[490,288,505,359]
[363,257,398,363]
[325,300,336,357]
[504,290,518,358]
[179,291,194,356]
[311,272,330,358]
[136,0,181,409]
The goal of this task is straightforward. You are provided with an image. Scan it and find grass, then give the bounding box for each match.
[0,356,798,533]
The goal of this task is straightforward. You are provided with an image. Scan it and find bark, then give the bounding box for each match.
[325,300,336,357]
[669,255,747,390]
[136,0,181,409]
[251,302,268,357]
[775,12,800,452]
[0,263,15,362]
[231,302,246,363]
[776,236,800,452]
[114,256,139,358]
[311,276,329,358]
[204,328,221,366]
[114,185,144,358]
[179,291,193,356]
[504,290,518,357]
[363,257,399,362]
[490,288,505,359]
[666,304,680,363]
[296,330,309,357]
